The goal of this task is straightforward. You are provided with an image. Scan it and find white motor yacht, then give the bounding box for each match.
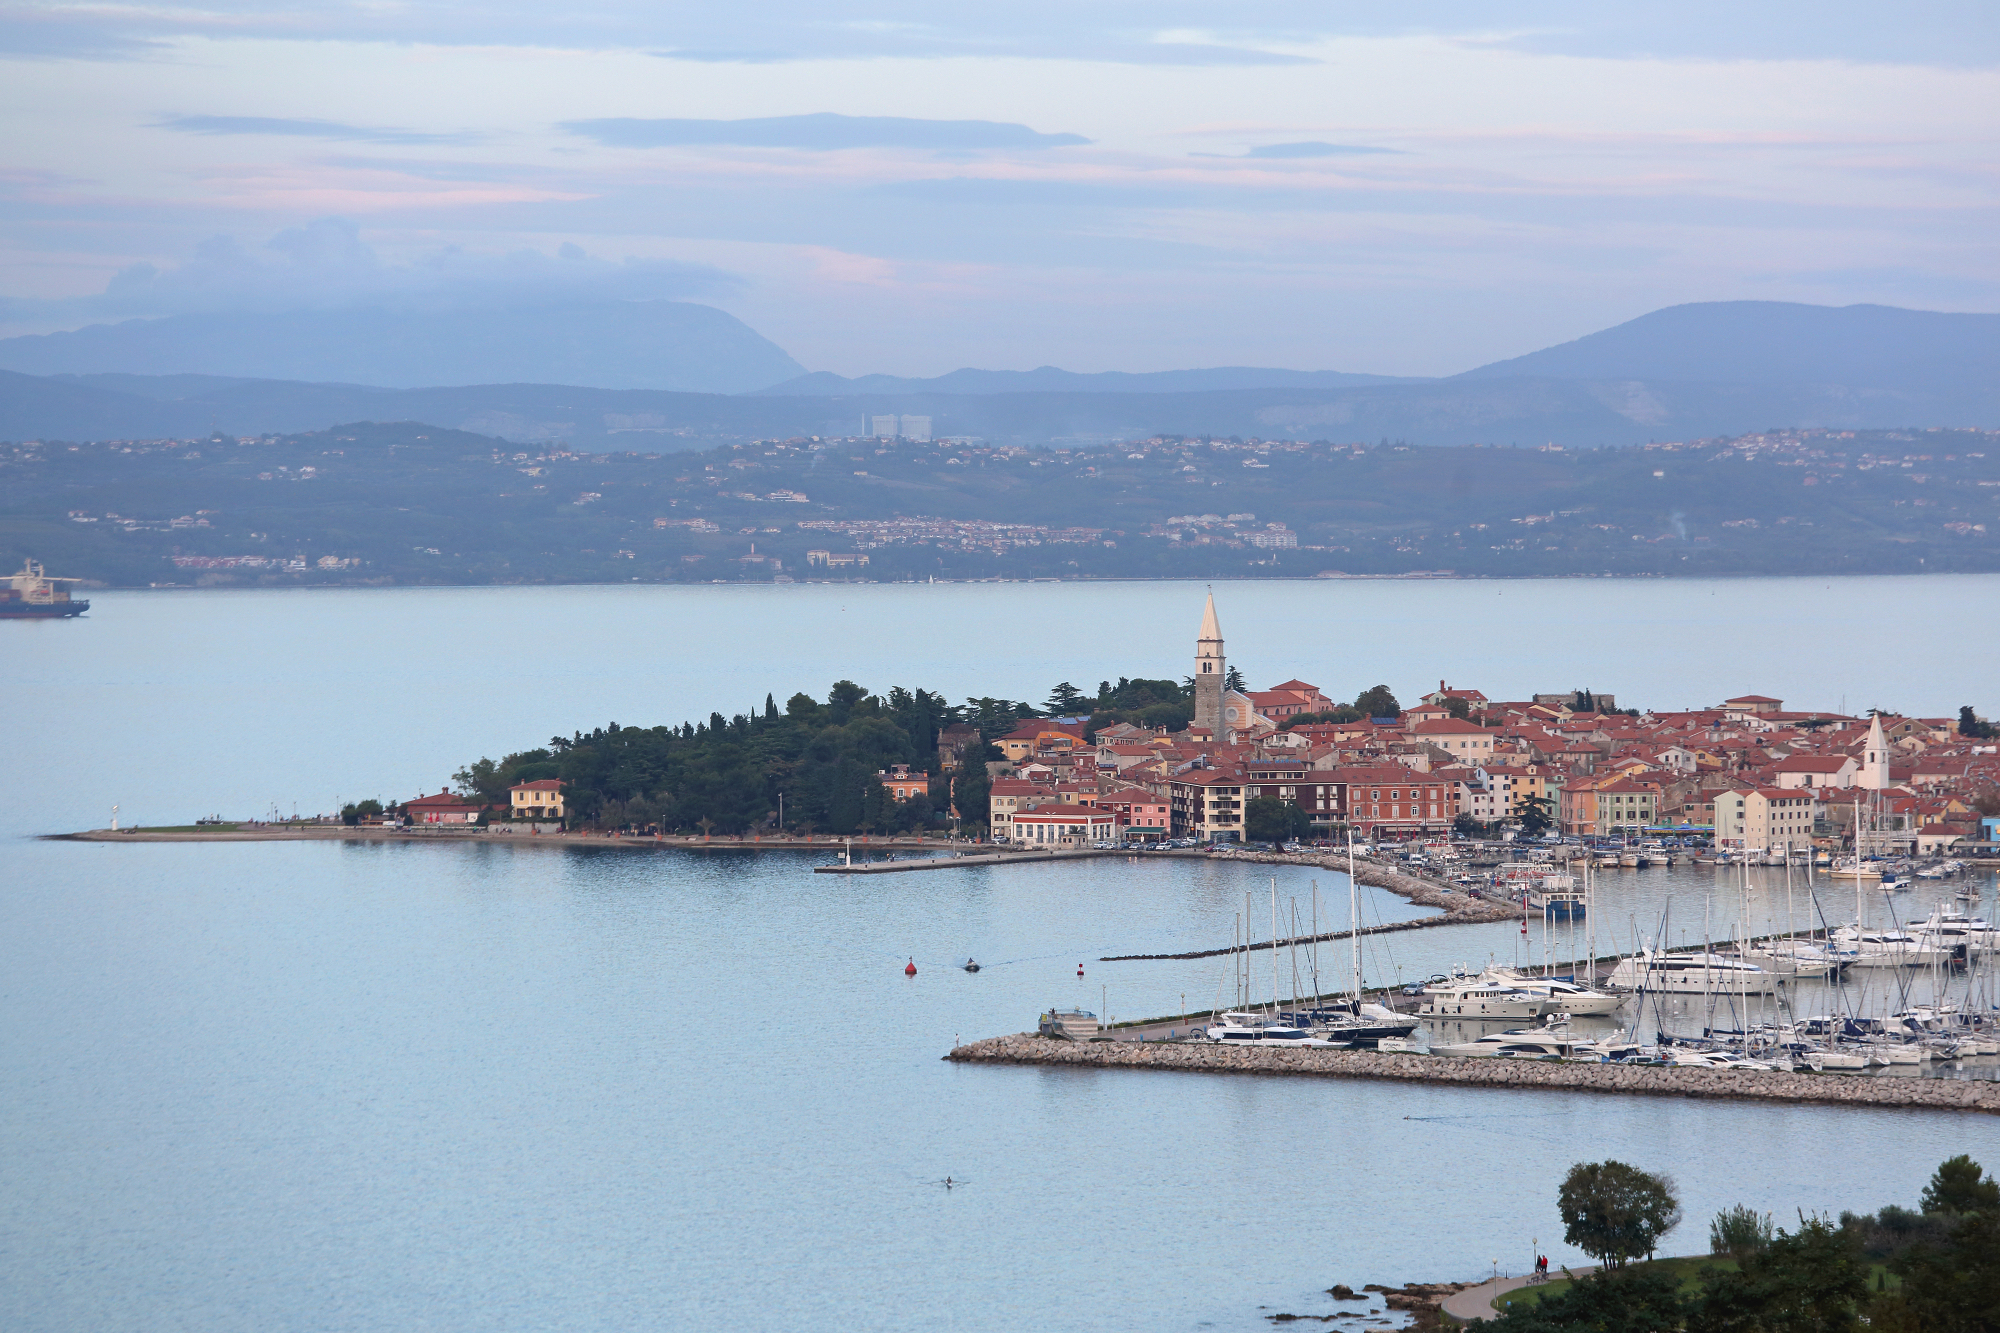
[1830,926,1952,969]
[1669,1049,1775,1071]
[1912,908,1995,954]
[1805,1049,1874,1073]
[1479,967,1625,1016]
[1417,976,1554,1019]
[1607,951,1782,995]
[1739,939,1848,978]
[1433,1026,1601,1059]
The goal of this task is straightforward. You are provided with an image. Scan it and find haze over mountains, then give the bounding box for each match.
[0,302,803,394]
[0,300,1994,449]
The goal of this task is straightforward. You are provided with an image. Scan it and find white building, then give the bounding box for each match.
[899,415,932,442]
[1715,787,1818,855]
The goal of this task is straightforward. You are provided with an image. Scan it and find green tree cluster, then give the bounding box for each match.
[1517,793,1556,836]
[1497,1156,2000,1333]
[1353,684,1401,718]
[454,681,955,836]
[1243,796,1312,844]
[1558,1160,1683,1268]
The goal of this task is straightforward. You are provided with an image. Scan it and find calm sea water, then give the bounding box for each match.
[5,579,1997,1333]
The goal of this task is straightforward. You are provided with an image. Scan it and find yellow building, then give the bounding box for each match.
[510,779,565,819]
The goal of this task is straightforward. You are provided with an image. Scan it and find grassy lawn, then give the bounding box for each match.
[1495,1257,1733,1312]
[1495,1257,1901,1314]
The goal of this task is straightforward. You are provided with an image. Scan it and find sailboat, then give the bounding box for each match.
[1288,834,1420,1043]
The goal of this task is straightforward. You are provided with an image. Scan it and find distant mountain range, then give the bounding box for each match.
[1455,300,2000,390]
[0,301,803,394]
[757,366,1415,395]
[0,300,1994,448]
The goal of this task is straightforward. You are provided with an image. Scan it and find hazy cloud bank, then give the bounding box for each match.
[0,220,740,331]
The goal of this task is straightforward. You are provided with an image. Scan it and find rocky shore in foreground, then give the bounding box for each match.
[946,1035,2000,1114]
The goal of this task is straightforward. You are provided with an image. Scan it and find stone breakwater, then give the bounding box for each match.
[946,1035,2000,1114]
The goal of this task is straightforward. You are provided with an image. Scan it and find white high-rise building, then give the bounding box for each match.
[899,415,932,442]
[870,415,898,439]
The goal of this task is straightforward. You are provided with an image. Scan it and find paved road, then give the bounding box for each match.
[1440,1267,1598,1324]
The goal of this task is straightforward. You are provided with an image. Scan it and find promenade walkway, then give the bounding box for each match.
[1440,1267,1598,1324]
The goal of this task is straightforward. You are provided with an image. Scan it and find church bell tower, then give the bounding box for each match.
[1195,591,1226,740]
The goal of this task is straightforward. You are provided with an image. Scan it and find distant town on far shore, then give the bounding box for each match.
[5,423,1996,587]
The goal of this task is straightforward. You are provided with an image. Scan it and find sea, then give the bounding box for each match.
[5,576,1998,1333]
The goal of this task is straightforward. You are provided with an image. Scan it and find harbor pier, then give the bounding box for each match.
[946,1034,2000,1113]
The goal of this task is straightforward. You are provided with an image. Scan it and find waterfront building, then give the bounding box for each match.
[988,777,1057,841]
[509,779,564,820]
[1011,802,1116,846]
[408,789,487,825]
[1169,769,1245,840]
[877,765,930,802]
[1715,786,1817,855]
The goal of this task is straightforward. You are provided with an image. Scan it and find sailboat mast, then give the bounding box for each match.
[1270,879,1279,1016]
[1346,829,1362,1007]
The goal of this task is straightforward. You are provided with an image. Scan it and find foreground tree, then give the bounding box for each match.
[1888,1205,2000,1333]
[1921,1154,2000,1216]
[1709,1205,1774,1261]
[1692,1215,1865,1333]
[1559,1161,1682,1269]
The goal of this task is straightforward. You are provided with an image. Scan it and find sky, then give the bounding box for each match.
[1,2,1997,377]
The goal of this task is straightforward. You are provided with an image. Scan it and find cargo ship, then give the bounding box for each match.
[1,559,90,618]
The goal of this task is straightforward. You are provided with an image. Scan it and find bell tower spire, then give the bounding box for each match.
[1194,589,1227,740]
[1858,713,1889,790]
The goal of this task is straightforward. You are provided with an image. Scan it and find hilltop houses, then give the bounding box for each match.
[970,592,1999,854]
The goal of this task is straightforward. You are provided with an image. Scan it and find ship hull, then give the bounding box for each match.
[0,600,88,618]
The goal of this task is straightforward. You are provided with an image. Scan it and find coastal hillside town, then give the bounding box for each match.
[980,593,2000,855]
[339,592,2000,857]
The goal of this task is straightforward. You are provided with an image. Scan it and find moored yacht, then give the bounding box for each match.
[1417,975,1553,1019]
[1202,1012,1343,1047]
[1280,1002,1420,1044]
[1830,925,1952,969]
[1606,950,1782,995]
[1479,967,1625,1016]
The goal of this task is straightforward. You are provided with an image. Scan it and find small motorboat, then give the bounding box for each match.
[962,959,981,972]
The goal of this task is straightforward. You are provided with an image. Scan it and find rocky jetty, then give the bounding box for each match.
[946,1035,2000,1114]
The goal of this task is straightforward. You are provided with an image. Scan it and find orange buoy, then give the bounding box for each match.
[905,958,917,977]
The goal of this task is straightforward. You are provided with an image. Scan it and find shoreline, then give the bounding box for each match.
[47,826,981,851]
[43,830,1510,924]
[946,1035,2000,1114]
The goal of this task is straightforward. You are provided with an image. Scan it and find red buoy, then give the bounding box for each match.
[905,958,918,977]
[1077,963,1085,978]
